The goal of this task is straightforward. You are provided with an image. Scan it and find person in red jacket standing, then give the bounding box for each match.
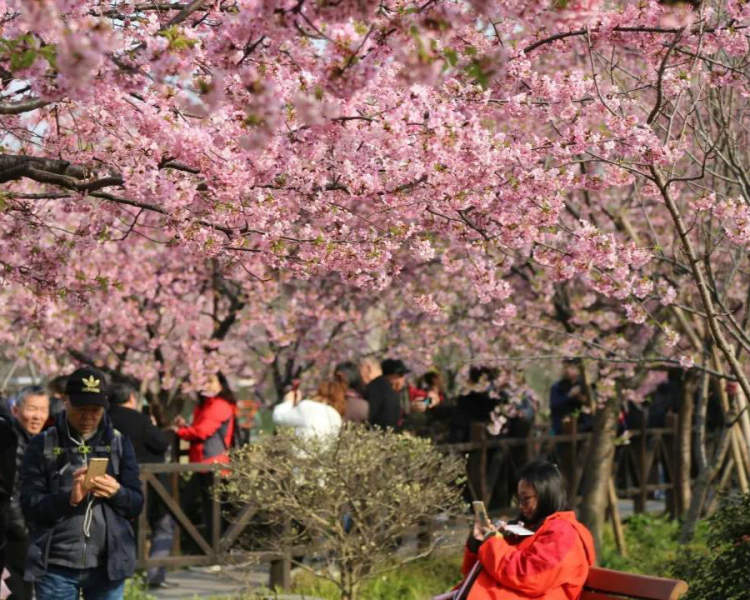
[172,372,236,464]
[171,372,236,539]
[457,460,595,600]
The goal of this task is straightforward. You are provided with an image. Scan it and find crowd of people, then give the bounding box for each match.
[0,356,691,600]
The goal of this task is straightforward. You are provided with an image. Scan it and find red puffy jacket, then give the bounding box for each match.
[176,395,236,464]
[460,511,595,600]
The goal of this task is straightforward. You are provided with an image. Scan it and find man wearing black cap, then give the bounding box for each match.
[19,367,143,600]
[366,358,410,430]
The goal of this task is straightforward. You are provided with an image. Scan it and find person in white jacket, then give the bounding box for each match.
[272,383,342,438]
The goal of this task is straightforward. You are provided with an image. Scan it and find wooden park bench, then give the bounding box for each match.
[583,567,688,600]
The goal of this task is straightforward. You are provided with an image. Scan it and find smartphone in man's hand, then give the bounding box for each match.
[84,457,109,488]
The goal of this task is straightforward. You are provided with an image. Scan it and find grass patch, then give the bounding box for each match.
[599,512,710,577]
[286,553,462,600]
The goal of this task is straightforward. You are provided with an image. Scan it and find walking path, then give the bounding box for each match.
[149,563,266,599]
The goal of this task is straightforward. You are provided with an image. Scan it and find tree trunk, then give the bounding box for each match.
[680,372,711,542]
[340,566,359,600]
[675,375,695,519]
[579,394,619,557]
[681,426,732,542]
[735,389,750,461]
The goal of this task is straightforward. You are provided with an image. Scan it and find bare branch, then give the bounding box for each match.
[0,99,49,115]
[164,0,206,28]
[647,32,683,125]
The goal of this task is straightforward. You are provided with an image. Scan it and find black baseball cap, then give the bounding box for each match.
[65,367,109,409]
[381,358,410,376]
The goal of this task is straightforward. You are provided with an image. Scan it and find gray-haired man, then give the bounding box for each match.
[0,386,49,600]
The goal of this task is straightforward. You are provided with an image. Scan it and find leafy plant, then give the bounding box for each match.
[670,493,750,600]
[123,574,156,600]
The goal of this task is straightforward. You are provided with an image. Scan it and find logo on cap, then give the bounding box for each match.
[81,375,101,393]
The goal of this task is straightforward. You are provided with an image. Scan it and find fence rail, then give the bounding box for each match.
[135,418,703,588]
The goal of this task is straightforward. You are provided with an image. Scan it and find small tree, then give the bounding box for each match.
[221,424,465,600]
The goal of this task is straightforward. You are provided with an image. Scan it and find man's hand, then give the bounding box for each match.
[91,474,121,498]
[70,466,88,506]
[172,415,187,428]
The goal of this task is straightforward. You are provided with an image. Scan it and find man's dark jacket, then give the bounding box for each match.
[2,418,33,541]
[0,415,14,571]
[108,404,170,464]
[20,412,143,582]
[366,375,401,429]
[108,404,171,524]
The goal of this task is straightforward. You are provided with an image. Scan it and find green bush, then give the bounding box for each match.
[124,574,156,600]
[669,493,750,600]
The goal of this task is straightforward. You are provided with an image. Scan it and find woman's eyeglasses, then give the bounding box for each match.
[512,494,537,507]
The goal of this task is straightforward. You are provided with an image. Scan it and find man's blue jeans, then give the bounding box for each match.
[35,565,125,600]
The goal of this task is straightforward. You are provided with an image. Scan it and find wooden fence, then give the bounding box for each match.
[135,419,692,588]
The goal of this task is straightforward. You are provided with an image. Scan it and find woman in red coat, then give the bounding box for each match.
[458,460,595,600]
[171,372,237,538]
[172,372,236,465]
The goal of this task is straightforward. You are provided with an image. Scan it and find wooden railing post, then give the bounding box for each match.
[607,477,627,556]
[562,419,578,501]
[666,413,679,519]
[211,467,221,562]
[269,556,291,590]
[636,417,648,513]
[417,517,434,552]
[467,422,487,502]
[478,424,488,503]
[137,475,150,568]
[170,433,181,556]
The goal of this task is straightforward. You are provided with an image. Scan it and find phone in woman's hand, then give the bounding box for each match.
[472,501,492,530]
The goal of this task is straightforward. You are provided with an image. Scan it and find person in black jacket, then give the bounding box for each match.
[1,415,13,579]
[108,383,175,589]
[1,386,49,600]
[366,358,410,430]
[20,367,143,600]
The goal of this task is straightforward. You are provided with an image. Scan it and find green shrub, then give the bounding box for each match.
[124,574,156,600]
[669,493,750,600]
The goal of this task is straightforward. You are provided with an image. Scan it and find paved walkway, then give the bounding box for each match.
[150,565,263,599]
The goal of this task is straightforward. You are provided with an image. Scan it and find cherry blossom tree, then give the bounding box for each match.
[4,0,750,547]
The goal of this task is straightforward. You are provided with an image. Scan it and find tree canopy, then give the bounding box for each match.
[2,0,750,403]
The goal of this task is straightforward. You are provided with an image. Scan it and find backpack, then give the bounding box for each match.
[42,425,124,476]
[204,413,241,458]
